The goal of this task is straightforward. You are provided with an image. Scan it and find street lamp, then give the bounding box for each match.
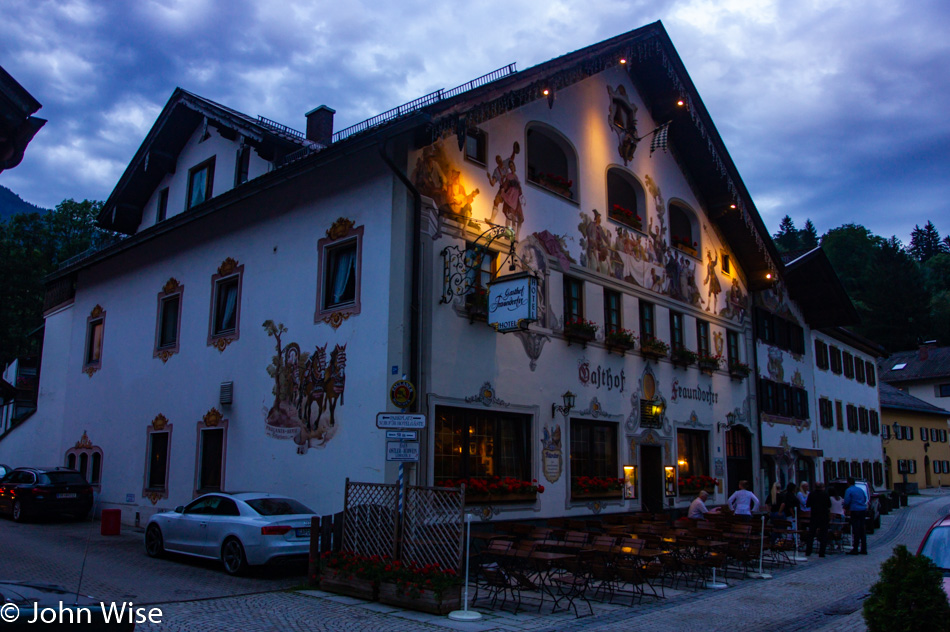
[717,411,737,433]
[552,391,576,419]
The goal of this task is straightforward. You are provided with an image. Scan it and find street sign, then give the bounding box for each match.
[386,441,420,462]
[386,430,418,440]
[376,413,426,429]
[389,379,416,408]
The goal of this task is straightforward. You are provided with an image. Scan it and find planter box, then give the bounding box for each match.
[640,346,667,361]
[674,244,698,258]
[729,369,751,381]
[571,490,623,500]
[320,568,378,601]
[564,329,596,347]
[605,339,636,355]
[698,361,720,374]
[379,582,461,615]
[465,491,538,505]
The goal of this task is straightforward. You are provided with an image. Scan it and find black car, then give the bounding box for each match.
[0,467,93,522]
[827,478,881,533]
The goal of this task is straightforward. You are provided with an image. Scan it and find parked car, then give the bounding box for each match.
[0,464,12,479]
[0,467,93,522]
[144,492,317,575]
[827,478,881,533]
[917,514,950,601]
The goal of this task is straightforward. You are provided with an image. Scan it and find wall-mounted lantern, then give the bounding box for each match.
[552,391,576,419]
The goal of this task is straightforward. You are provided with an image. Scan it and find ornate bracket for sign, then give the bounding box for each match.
[440,225,518,304]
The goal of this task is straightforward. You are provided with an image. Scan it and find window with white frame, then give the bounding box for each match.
[187,157,215,209]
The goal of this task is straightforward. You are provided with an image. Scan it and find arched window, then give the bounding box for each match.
[669,203,698,256]
[65,432,104,487]
[606,168,645,232]
[526,124,577,200]
[67,453,76,470]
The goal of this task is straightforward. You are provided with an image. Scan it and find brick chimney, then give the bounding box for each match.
[919,340,937,361]
[305,105,335,146]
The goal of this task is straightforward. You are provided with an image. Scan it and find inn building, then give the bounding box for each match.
[0,22,879,524]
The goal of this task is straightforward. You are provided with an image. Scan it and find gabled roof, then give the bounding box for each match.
[880,345,950,384]
[0,64,45,173]
[783,247,860,330]
[879,383,950,417]
[98,88,314,234]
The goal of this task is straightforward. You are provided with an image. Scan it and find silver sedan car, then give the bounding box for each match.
[144,492,316,575]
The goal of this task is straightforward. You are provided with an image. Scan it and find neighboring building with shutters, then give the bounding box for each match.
[879,382,950,491]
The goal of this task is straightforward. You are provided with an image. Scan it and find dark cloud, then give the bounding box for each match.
[2,0,949,244]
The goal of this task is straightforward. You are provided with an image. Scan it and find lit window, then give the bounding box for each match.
[187,158,215,209]
[677,429,710,490]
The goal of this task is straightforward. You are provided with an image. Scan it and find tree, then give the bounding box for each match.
[0,199,109,367]
[800,219,819,250]
[863,544,950,631]
[862,237,930,351]
[773,215,802,253]
[907,221,946,263]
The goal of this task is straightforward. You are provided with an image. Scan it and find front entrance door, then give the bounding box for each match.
[726,427,753,496]
[640,445,664,513]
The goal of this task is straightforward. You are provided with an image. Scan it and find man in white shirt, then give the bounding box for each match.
[688,490,710,519]
[727,480,760,516]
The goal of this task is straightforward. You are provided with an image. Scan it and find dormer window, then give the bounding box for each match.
[187,157,215,209]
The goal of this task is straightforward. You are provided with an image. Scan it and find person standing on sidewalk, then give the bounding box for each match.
[727,480,760,518]
[805,482,831,557]
[843,477,868,555]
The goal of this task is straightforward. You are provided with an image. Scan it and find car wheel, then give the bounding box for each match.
[221,538,248,576]
[145,524,165,558]
[12,500,25,523]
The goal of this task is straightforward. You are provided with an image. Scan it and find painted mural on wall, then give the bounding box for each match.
[540,424,562,483]
[263,321,347,453]
[607,84,639,165]
[485,142,525,240]
[412,139,481,227]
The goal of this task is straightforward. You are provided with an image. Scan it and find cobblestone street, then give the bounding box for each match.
[3,491,947,631]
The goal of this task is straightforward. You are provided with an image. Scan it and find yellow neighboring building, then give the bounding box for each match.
[880,383,950,490]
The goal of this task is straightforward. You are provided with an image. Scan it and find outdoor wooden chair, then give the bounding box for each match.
[551,550,595,617]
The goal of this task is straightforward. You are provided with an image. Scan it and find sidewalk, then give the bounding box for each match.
[137,490,950,632]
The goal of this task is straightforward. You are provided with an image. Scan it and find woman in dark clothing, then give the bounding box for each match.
[780,483,802,518]
[805,482,832,557]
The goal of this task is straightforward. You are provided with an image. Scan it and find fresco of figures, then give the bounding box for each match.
[412,139,481,228]
[263,321,347,454]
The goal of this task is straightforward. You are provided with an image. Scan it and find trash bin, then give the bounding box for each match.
[100,508,121,536]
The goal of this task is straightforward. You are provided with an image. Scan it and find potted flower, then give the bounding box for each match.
[534,171,574,199]
[605,328,637,354]
[678,474,719,496]
[572,475,625,499]
[728,360,752,380]
[564,317,598,346]
[450,476,544,504]
[670,346,698,368]
[379,561,463,615]
[671,234,698,257]
[464,287,488,323]
[640,336,669,360]
[319,551,386,600]
[697,352,722,374]
[609,203,642,231]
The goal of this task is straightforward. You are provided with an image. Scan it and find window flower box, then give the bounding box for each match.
[640,337,669,361]
[605,328,637,355]
[728,361,752,381]
[671,234,698,257]
[450,477,544,505]
[670,347,698,368]
[572,476,624,498]
[532,171,574,199]
[697,353,723,375]
[609,204,642,231]
[564,318,598,347]
[678,475,718,497]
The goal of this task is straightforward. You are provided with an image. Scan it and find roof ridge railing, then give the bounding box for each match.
[330,63,517,144]
[258,115,305,139]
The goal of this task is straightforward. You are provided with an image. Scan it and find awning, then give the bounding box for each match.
[761,446,782,456]
[795,448,824,457]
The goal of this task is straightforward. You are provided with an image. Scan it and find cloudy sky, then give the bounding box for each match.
[2,0,949,243]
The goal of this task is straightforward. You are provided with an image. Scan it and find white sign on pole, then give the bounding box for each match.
[376,413,426,429]
[386,430,418,440]
[487,272,538,333]
[387,441,420,462]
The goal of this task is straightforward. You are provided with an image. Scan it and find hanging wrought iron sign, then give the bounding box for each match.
[487,271,538,333]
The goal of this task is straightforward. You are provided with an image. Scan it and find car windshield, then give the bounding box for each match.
[39,472,88,485]
[921,526,950,571]
[245,497,313,516]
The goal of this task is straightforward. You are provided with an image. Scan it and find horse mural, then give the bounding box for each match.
[263,321,348,452]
